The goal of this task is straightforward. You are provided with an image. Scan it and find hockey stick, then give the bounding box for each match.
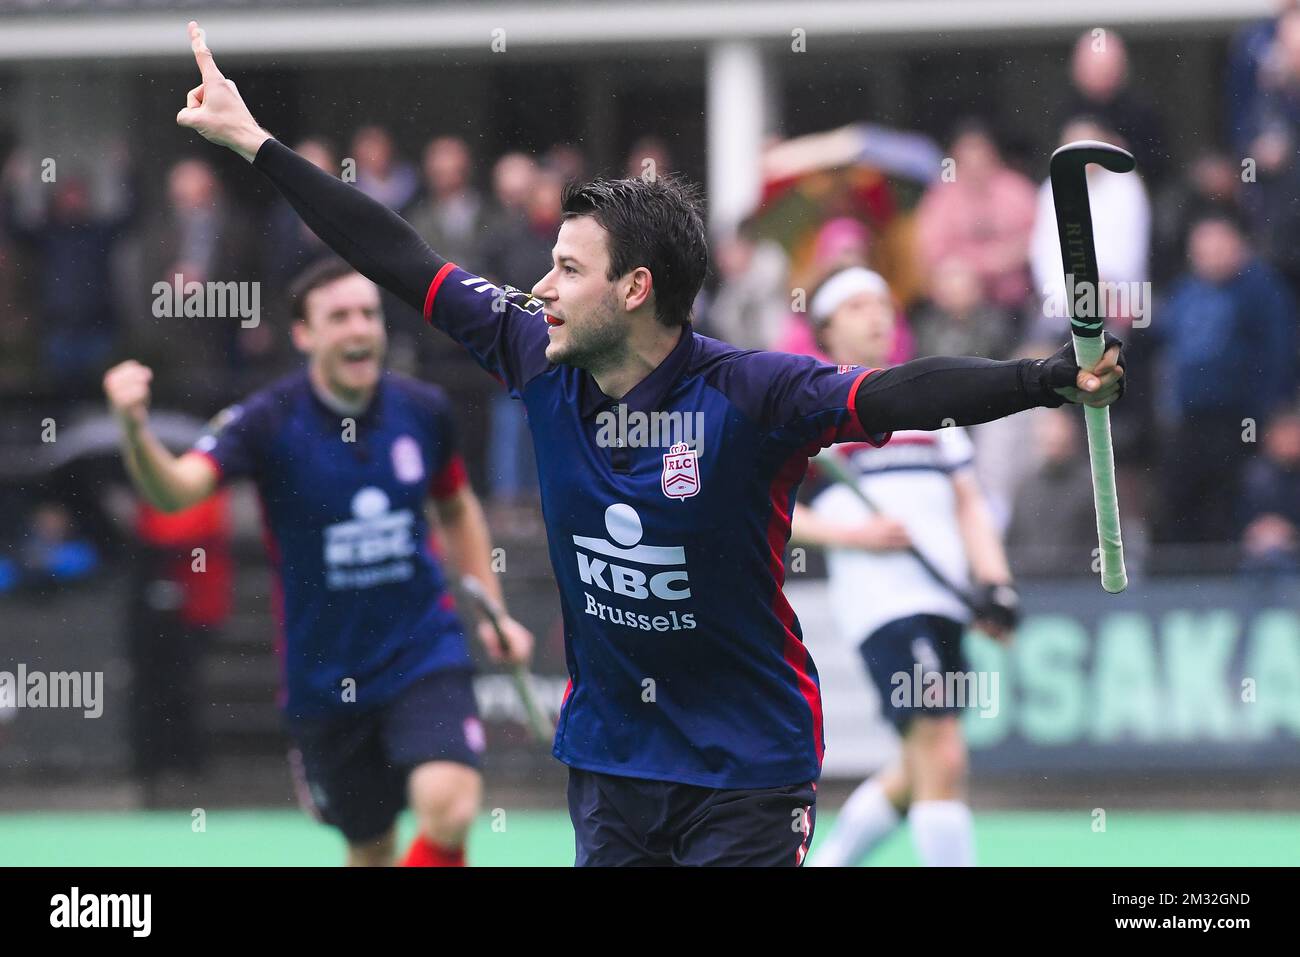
[1048,139,1133,593]
[811,448,979,613]
[459,575,553,742]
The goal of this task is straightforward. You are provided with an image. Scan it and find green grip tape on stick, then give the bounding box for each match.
[1071,333,1127,593]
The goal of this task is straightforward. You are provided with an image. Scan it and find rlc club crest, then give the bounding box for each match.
[661,442,700,501]
[390,435,425,484]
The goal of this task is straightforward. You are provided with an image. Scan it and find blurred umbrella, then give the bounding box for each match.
[763,123,944,185]
[749,123,944,310]
[753,123,943,251]
[0,410,206,480]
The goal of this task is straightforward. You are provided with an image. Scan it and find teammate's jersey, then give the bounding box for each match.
[810,427,975,645]
[422,264,889,788]
[191,370,473,719]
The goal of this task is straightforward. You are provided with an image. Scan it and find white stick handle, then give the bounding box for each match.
[1071,334,1128,593]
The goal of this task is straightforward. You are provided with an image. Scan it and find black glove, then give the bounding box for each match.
[970,582,1021,631]
[1025,331,1125,407]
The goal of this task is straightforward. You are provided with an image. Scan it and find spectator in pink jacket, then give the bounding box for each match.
[914,120,1037,311]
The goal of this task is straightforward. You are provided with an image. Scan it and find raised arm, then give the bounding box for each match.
[174,22,442,313]
[103,360,219,513]
[175,22,548,393]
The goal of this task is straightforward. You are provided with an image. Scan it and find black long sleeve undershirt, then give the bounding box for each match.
[253,137,444,312]
[854,354,1067,434]
[252,137,1079,431]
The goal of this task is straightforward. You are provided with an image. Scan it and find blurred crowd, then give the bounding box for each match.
[711,18,1300,576]
[2,18,1300,581]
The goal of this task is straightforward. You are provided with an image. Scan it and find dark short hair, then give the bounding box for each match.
[287,257,363,322]
[948,116,996,150]
[1188,203,1249,239]
[560,173,708,328]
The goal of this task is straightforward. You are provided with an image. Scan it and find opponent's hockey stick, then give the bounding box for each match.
[812,449,978,613]
[1048,139,1133,594]
[459,575,553,742]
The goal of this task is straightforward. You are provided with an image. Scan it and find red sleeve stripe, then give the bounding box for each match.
[422,262,458,323]
[846,366,891,447]
[189,448,224,484]
[845,366,878,421]
[428,453,468,500]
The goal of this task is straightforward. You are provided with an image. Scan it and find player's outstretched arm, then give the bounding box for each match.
[103,360,219,513]
[852,335,1125,435]
[175,21,444,314]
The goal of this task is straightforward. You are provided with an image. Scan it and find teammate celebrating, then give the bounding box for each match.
[175,21,1123,866]
[792,268,1019,867]
[103,257,533,867]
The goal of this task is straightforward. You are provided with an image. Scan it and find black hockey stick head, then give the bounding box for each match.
[1049,139,1136,181]
[1048,140,1136,335]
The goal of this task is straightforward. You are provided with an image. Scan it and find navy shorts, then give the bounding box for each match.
[567,768,816,867]
[860,614,968,732]
[287,668,484,844]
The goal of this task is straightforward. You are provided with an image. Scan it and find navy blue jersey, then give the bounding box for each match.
[422,264,889,788]
[191,370,473,718]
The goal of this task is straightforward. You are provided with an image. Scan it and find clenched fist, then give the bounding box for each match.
[477,616,535,667]
[103,360,154,430]
[175,21,271,162]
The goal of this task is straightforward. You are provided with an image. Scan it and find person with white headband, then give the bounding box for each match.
[795,265,1020,868]
[808,266,892,330]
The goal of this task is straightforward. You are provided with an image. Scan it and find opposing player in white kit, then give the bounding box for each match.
[793,268,1019,867]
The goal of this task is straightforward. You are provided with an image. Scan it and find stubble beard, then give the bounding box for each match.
[548,287,628,375]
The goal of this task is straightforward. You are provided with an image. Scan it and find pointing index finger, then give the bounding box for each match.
[188,20,223,82]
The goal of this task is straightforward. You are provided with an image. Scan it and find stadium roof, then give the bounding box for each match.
[0,0,1276,62]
